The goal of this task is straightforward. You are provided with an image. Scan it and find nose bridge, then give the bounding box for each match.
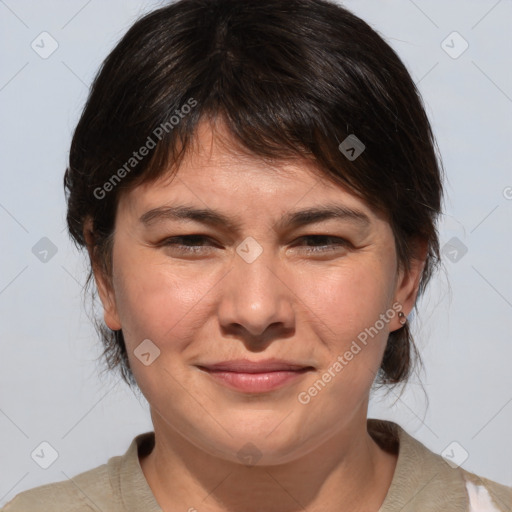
[218,237,294,336]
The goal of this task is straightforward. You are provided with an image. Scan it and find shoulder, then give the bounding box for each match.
[401,424,512,511]
[368,418,512,512]
[1,458,122,512]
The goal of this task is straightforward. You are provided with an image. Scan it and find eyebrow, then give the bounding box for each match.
[139,203,371,232]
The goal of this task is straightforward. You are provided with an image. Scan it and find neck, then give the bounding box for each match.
[139,414,397,512]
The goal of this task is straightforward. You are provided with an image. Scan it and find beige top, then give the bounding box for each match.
[2,419,511,511]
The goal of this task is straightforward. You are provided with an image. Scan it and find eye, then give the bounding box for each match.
[159,235,216,255]
[295,235,351,254]
[157,234,351,257]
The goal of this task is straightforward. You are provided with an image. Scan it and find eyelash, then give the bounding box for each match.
[158,235,351,255]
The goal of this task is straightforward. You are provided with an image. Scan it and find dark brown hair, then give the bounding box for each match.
[64,0,443,389]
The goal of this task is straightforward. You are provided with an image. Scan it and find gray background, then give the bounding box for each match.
[1,0,511,505]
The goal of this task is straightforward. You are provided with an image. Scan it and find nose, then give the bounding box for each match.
[217,243,295,344]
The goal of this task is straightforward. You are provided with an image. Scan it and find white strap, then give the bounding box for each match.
[466,478,501,511]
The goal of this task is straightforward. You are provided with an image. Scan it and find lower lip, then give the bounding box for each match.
[201,369,311,393]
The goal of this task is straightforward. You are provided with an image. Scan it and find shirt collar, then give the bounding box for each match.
[370,418,468,512]
[114,431,163,511]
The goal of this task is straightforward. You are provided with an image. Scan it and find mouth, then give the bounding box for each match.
[196,359,315,393]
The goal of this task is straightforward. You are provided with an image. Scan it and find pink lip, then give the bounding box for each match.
[196,359,314,393]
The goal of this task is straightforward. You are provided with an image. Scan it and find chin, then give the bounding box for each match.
[193,420,313,467]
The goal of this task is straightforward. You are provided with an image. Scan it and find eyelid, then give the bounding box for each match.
[157,234,350,245]
[157,234,353,257]
[157,234,216,247]
[292,235,354,251]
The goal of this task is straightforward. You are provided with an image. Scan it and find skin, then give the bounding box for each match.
[87,119,426,512]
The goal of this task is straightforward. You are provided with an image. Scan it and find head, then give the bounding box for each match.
[65,0,443,460]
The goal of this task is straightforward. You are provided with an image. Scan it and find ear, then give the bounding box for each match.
[83,218,122,331]
[390,238,428,332]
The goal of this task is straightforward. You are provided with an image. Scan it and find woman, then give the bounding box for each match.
[3,0,511,510]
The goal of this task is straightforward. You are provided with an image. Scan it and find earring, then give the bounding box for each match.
[398,311,406,325]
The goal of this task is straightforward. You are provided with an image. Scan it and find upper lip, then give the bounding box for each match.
[197,359,314,373]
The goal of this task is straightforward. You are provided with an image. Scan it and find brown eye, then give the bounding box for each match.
[159,235,216,255]
[296,235,351,254]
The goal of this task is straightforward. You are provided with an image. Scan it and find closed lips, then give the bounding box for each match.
[197,360,315,373]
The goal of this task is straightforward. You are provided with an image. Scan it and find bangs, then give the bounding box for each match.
[77,0,411,215]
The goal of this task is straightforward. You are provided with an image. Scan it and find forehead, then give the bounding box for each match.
[118,119,378,222]
[159,118,324,187]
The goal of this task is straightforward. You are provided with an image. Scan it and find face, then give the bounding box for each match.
[94,120,423,465]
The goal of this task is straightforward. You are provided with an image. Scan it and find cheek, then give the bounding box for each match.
[111,259,224,401]
[293,258,397,405]
[303,259,396,344]
[111,252,219,354]
[291,273,391,421]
